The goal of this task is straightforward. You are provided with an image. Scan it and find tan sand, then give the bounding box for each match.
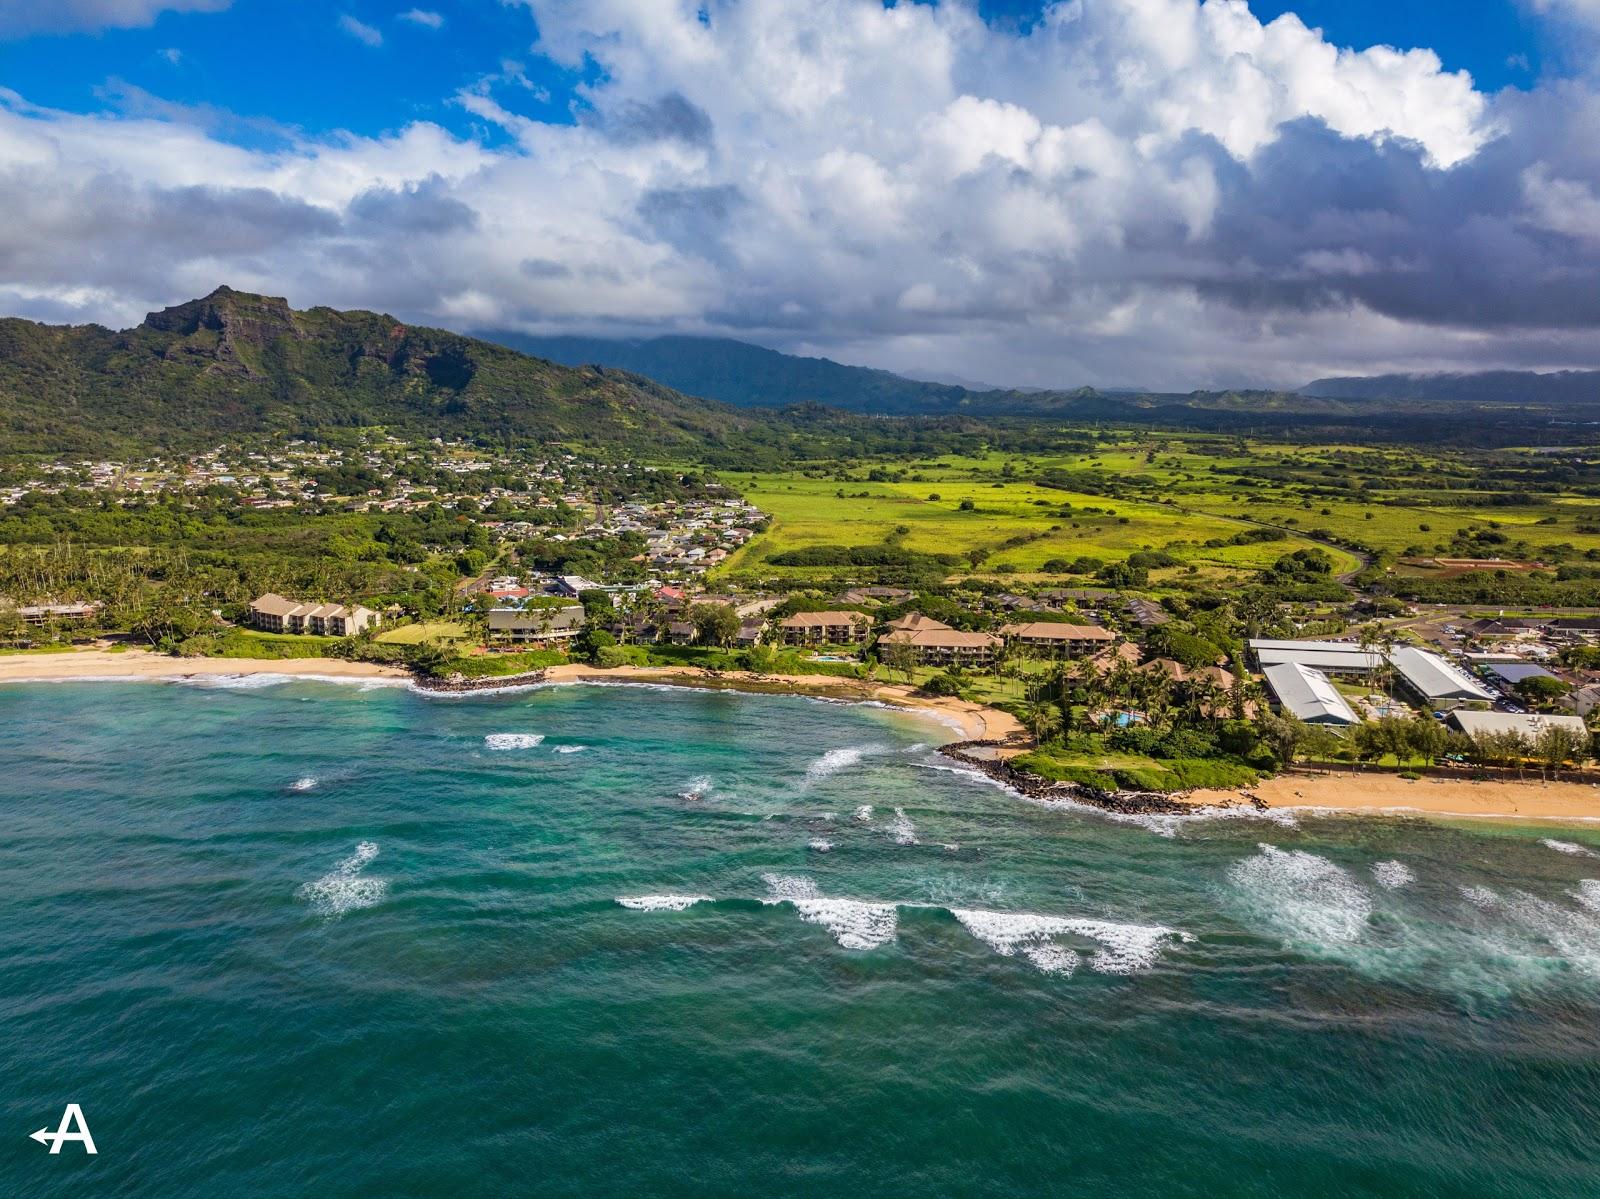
[540,663,1025,742]
[1183,771,1600,823]
[0,649,409,683]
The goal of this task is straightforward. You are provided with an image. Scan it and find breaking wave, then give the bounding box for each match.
[616,895,711,912]
[679,775,713,799]
[888,807,917,846]
[551,745,588,754]
[951,909,1191,976]
[803,744,883,784]
[808,839,835,852]
[1372,861,1415,889]
[759,872,897,949]
[1228,845,1372,945]
[297,841,386,918]
[1542,839,1597,858]
[484,733,544,750]
[853,805,873,822]
[289,776,319,792]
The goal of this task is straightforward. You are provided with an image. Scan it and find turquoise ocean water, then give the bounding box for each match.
[1,677,1598,1197]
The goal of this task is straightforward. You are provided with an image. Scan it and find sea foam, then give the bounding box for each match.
[759,873,897,949]
[950,909,1190,976]
[616,895,711,912]
[1228,844,1372,945]
[297,841,386,918]
[484,733,544,750]
[803,744,882,783]
[1542,839,1597,858]
[1372,861,1415,889]
[888,807,917,846]
[289,776,319,792]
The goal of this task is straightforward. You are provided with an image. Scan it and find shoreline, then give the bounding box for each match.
[0,649,1018,742]
[7,649,1600,825]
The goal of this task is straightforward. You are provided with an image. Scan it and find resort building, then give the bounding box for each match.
[778,611,871,646]
[1263,662,1360,726]
[1248,639,1385,675]
[249,594,380,636]
[1388,647,1497,709]
[14,601,100,625]
[487,604,586,644]
[877,627,1003,667]
[1445,711,1590,742]
[999,621,1114,656]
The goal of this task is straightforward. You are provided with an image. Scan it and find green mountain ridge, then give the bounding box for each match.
[0,287,768,457]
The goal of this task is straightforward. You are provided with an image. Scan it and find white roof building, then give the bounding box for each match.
[1262,662,1360,725]
[1446,711,1589,741]
[1388,647,1497,706]
[1249,639,1385,673]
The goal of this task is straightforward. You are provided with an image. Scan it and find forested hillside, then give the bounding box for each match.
[0,287,769,457]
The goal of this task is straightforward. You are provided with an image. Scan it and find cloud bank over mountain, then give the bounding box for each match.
[3,0,1600,388]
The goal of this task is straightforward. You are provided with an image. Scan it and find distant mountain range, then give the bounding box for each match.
[1302,370,1600,406]
[481,331,1600,443]
[3,293,1594,458]
[478,332,976,415]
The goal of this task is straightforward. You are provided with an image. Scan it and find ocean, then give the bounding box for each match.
[1,678,1597,1197]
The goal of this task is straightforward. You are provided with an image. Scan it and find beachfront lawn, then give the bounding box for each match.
[375,620,472,645]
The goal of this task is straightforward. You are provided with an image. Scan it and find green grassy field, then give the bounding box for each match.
[715,436,1600,586]
[374,620,472,645]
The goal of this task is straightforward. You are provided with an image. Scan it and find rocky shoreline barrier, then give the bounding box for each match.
[937,739,1266,816]
[410,668,550,694]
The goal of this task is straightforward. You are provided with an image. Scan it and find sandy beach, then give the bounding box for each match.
[0,649,410,683]
[1184,772,1600,823]
[539,663,1025,742]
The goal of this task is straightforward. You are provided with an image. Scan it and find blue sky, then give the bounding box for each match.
[1,0,1598,388]
[0,1,1557,142]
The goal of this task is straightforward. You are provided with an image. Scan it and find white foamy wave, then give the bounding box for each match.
[289,776,319,792]
[803,744,882,783]
[950,909,1190,976]
[178,673,295,690]
[791,898,898,950]
[761,873,821,902]
[1460,884,1498,909]
[616,894,711,912]
[297,841,385,918]
[551,745,588,754]
[484,733,544,750]
[808,839,835,852]
[679,775,713,799]
[1228,844,1372,945]
[1542,838,1597,858]
[1575,880,1600,914]
[758,873,895,949]
[889,807,917,846]
[1372,861,1414,890]
[853,805,873,822]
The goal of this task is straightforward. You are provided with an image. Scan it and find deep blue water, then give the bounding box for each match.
[1,678,1597,1197]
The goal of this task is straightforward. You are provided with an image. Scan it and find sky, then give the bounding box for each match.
[2,0,1600,391]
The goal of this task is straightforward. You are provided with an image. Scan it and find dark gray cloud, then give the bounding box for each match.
[602,92,714,148]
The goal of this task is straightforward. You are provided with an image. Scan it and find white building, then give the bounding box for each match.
[1262,662,1360,726]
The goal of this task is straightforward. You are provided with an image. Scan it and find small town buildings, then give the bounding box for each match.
[1123,598,1169,628]
[1485,662,1560,688]
[487,604,586,644]
[1263,662,1360,725]
[779,611,870,646]
[1565,683,1600,719]
[877,626,1003,667]
[999,621,1114,656]
[249,594,379,636]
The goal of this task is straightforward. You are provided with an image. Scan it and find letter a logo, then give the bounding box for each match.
[29,1104,97,1155]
